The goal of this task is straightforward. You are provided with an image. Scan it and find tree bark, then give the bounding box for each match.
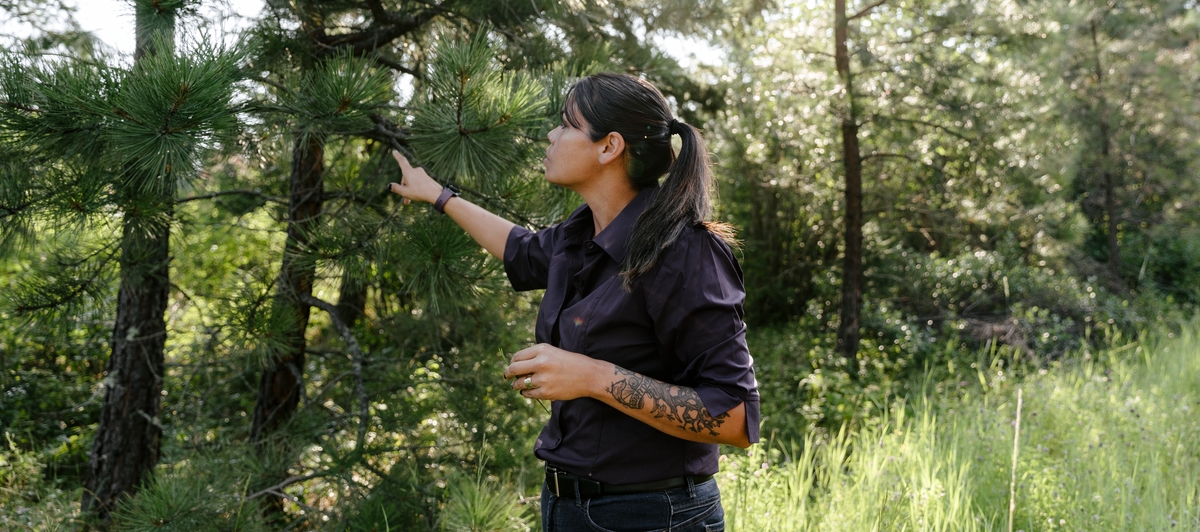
[250,134,325,444]
[249,0,433,446]
[81,209,173,524]
[336,265,368,328]
[834,0,864,374]
[1091,21,1120,280]
[81,3,175,525]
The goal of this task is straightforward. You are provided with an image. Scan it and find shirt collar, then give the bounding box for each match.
[561,186,657,263]
[590,186,657,263]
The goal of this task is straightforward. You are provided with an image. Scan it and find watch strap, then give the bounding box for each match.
[433,186,459,214]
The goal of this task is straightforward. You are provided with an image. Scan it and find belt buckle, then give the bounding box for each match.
[548,465,561,497]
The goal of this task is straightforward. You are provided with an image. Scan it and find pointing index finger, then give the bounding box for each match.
[391,149,413,171]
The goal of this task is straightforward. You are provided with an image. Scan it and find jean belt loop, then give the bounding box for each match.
[573,476,583,507]
[685,474,696,498]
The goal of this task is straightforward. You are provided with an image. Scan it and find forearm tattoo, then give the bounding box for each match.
[606,367,729,436]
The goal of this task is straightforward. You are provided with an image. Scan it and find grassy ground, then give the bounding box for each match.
[721,323,1200,531]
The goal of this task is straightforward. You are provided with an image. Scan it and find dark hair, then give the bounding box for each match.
[564,73,733,288]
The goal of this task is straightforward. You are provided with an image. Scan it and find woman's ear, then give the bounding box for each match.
[597,131,626,166]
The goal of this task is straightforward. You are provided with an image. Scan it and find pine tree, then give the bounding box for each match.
[1051,0,1200,292]
[223,5,583,522]
[239,0,723,447]
[0,0,239,525]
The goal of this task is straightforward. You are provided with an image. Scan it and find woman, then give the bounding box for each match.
[389,72,759,532]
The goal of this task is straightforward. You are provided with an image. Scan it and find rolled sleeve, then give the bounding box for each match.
[644,229,761,443]
[503,225,559,292]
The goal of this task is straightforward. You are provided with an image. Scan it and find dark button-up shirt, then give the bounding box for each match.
[503,187,760,485]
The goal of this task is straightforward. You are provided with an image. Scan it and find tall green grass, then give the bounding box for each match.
[723,324,1200,531]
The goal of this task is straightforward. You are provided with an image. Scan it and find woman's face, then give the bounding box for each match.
[544,110,609,191]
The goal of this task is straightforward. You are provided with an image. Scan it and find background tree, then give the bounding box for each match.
[0,0,97,54]
[702,0,1181,431]
[1051,0,1200,296]
[0,0,239,524]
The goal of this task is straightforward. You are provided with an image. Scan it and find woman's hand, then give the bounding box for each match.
[503,343,607,401]
[504,343,751,447]
[389,150,443,205]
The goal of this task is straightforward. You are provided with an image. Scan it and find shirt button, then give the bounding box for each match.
[585,241,595,250]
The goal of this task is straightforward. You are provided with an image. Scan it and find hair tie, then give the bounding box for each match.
[668,118,680,133]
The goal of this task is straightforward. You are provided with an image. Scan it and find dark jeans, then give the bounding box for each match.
[540,476,725,532]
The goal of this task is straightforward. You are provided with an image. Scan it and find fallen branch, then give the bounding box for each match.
[300,294,370,449]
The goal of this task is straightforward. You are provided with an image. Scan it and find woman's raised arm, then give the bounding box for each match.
[389,150,515,260]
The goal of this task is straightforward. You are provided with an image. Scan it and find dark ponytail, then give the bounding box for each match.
[563,73,734,289]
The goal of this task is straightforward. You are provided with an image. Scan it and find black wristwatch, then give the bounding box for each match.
[433,185,460,214]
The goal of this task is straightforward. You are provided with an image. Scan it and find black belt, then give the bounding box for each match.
[545,464,714,498]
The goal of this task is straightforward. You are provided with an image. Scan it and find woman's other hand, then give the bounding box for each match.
[503,344,607,401]
[389,150,443,205]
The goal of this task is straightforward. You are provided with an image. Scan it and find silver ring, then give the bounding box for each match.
[523,376,534,390]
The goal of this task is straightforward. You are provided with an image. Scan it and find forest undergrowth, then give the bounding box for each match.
[3,321,1198,531]
[722,322,1200,532]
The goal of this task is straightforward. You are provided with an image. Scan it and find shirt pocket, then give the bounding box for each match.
[556,279,613,353]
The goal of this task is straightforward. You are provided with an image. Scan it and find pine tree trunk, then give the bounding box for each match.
[250,135,324,443]
[1091,21,1120,281]
[834,0,864,374]
[81,215,172,523]
[336,266,368,328]
[81,2,175,525]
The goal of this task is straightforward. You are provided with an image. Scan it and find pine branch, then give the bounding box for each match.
[364,0,391,24]
[175,189,288,205]
[367,51,421,78]
[244,472,330,501]
[13,246,118,314]
[246,74,294,96]
[300,294,369,451]
[848,0,889,21]
[321,190,390,218]
[265,489,327,517]
[366,116,546,230]
[111,106,150,128]
[366,112,411,143]
[0,199,35,220]
[313,7,440,57]
[1,100,41,113]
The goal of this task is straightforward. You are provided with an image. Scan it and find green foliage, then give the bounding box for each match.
[279,52,394,139]
[726,322,1200,531]
[0,435,80,530]
[109,451,271,532]
[0,245,109,478]
[410,31,548,191]
[437,469,534,532]
[108,41,242,190]
[393,215,497,315]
